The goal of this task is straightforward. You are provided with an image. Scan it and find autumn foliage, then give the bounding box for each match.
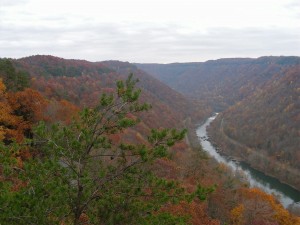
[1,56,299,224]
[0,79,28,142]
[231,188,300,225]
[0,79,48,142]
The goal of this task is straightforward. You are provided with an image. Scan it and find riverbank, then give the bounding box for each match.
[197,115,300,209]
[207,115,300,191]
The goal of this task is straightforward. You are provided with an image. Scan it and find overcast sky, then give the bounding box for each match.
[0,0,299,63]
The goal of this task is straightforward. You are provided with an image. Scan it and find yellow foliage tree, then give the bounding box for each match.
[230,204,245,225]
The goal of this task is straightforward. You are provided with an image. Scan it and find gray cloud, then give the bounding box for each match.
[0,0,29,6]
[285,0,300,9]
[285,0,300,18]
[0,21,299,63]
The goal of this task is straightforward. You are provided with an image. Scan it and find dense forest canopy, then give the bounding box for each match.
[0,56,299,224]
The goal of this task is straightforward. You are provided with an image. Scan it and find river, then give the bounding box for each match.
[196,114,300,208]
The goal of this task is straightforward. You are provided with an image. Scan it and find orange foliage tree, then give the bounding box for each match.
[233,188,300,225]
[0,79,26,142]
[0,79,48,143]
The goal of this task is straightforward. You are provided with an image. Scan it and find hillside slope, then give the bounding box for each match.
[137,56,300,190]
[15,55,204,130]
[208,65,300,189]
[136,56,300,111]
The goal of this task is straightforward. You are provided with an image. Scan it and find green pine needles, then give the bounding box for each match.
[0,74,214,225]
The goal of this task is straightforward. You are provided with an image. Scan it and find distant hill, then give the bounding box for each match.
[12,55,207,138]
[135,62,201,87]
[101,60,210,123]
[16,55,112,77]
[136,56,300,111]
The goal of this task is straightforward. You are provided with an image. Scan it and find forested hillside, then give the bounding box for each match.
[135,62,201,87]
[137,57,300,190]
[1,56,299,224]
[137,56,300,111]
[208,65,300,189]
[15,56,208,127]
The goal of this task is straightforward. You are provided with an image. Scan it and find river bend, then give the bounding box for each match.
[196,114,300,208]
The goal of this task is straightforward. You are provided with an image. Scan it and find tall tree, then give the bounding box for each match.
[0,75,213,225]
